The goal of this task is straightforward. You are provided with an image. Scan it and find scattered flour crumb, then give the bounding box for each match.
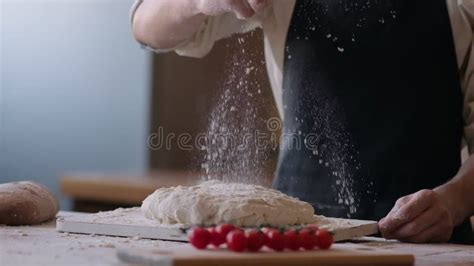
[100,243,115,248]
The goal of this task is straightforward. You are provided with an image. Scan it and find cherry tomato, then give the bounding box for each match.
[217,224,236,236]
[265,229,285,251]
[299,229,317,250]
[315,229,333,249]
[283,230,300,251]
[188,227,211,249]
[305,224,319,231]
[208,227,222,247]
[210,224,236,247]
[226,229,248,252]
[246,229,266,252]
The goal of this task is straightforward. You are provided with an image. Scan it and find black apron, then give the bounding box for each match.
[273,0,472,242]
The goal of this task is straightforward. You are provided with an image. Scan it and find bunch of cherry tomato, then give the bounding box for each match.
[187,224,333,252]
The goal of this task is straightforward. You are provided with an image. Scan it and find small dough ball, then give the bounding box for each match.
[0,181,59,225]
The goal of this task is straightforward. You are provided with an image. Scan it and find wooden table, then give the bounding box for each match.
[59,170,200,212]
[1,213,473,266]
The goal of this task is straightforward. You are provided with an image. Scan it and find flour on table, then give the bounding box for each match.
[312,215,353,231]
[141,180,316,227]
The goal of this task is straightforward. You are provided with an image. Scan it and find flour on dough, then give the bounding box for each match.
[141,180,316,227]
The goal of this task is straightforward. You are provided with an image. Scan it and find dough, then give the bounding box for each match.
[142,180,316,227]
[0,181,59,225]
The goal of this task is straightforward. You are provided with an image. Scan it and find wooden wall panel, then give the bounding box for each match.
[148,29,279,183]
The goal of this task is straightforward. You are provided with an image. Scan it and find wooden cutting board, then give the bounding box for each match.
[117,244,415,266]
[56,207,378,242]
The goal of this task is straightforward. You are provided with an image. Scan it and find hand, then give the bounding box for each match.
[195,0,270,19]
[378,189,454,243]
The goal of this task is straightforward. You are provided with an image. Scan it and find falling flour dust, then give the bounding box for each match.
[198,31,271,186]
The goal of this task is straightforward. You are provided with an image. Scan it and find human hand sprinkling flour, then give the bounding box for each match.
[132,0,271,50]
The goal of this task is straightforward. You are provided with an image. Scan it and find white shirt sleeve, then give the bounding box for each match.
[449,0,474,152]
[129,0,264,58]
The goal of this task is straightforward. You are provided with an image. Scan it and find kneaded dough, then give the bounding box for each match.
[142,180,315,227]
